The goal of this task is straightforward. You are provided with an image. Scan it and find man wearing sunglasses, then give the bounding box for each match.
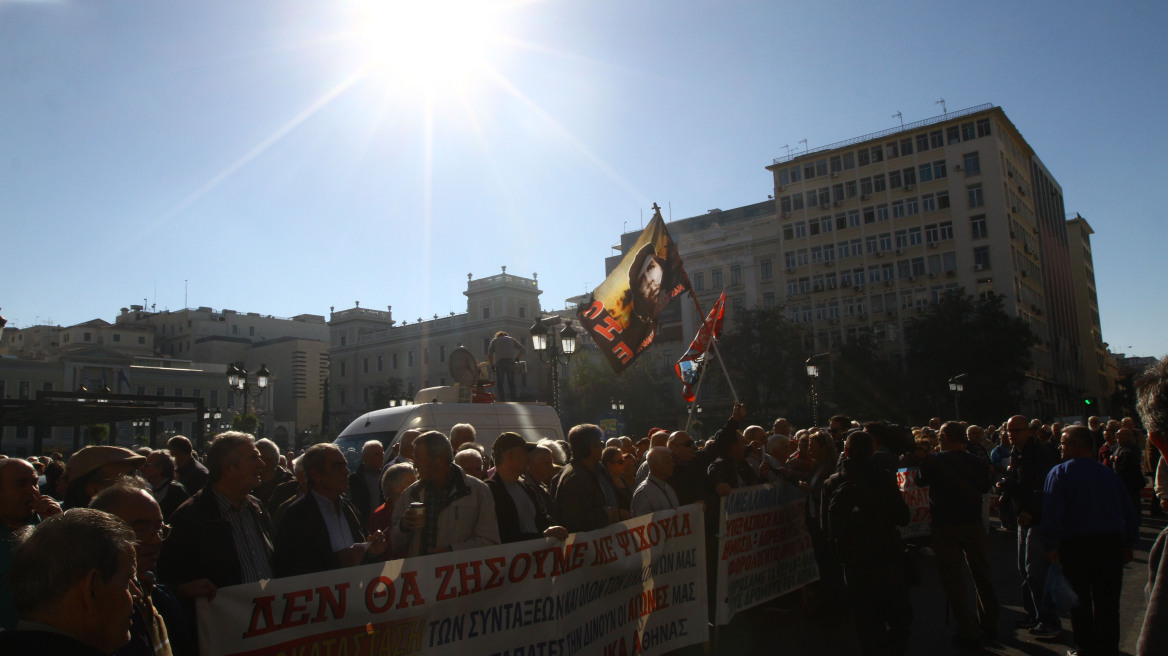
[92,478,196,656]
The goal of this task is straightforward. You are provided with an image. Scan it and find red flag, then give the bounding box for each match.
[675,292,726,402]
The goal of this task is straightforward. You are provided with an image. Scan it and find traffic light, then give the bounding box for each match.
[1083,397,1093,407]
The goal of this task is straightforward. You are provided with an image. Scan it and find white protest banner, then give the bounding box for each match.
[714,483,819,625]
[896,468,931,538]
[198,505,707,656]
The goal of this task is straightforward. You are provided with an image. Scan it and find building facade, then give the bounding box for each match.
[326,269,553,431]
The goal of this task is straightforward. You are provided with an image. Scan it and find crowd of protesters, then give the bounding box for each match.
[2,356,1168,655]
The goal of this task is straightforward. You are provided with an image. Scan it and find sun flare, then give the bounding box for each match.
[354,0,505,94]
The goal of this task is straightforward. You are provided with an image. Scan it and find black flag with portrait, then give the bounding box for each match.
[577,205,691,373]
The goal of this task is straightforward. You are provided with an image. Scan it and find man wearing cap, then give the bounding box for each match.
[159,432,274,610]
[167,436,208,494]
[63,445,147,509]
[0,458,63,629]
[486,433,569,543]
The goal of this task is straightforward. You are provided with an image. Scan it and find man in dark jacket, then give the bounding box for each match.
[550,424,626,533]
[1000,415,1060,636]
[347,440,385,524]
[486,433,568,543]
[272,444,387,577]
[1135,356,1168,656]
[158,432,275,609]
[822,431,912,656]
[916,421,998,645]
[1112,427,1146,526]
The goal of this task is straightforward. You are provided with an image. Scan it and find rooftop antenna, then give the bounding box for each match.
[668,201,671,220]
[893,111,903,127]
[781,144,790,159]
[798,138,808,153]
[184,280,188,308]
[936,98,947,115]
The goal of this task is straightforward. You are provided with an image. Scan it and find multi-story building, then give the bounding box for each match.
[1065,214,1117,409]
[608,104,1108,420]
[326,269,551,431]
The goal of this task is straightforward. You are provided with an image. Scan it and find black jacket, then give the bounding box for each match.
[158,488,275,589]
[347,464,384,523]
[821,459,909,563]
[271,493,367,577]
[485,473,552,543]
[916,449,991,526]
[0,629,106,656]
[550,461,611,533]
[1001,437,1058,523]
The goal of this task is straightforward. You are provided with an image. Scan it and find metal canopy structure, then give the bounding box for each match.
[0,390,207,454]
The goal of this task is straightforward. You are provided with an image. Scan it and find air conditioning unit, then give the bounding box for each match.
[884,280,894,287]
[824,261,835,268]
[821,203,830,210]
[874,251,884,258]
[895,248,904,255]
[886,310,896,317]
[853,285,862,292]
[908,276,916,282]
[1024,243,1032,254]
[973,264,984,271]
[929,272,938,279]
[928,242,938,249]
[946,271,956,278]
[858,315,867,321]
[861,194,870,200]
[814,284,824,291]
[904,184,914,191]
[782,211,790,218]
[834,201,842,207]
[831,171,839,178]
[954,164,963,171]
[830,318,839,325]
[787,267,796,273]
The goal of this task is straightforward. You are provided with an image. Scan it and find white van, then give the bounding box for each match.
[333,401,564,469]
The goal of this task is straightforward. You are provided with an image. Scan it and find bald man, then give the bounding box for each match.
[631,448,679,516]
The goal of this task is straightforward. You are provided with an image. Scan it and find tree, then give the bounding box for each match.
[565,351,674,438]
[368,377,407,410]
[903,292,1036,424]
[86,424,109,446]
[718,307,812,424]
[830,329,908,423]
[232,413,259,435]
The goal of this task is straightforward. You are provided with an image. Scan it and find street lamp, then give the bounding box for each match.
[203,408,222,434]
[805,352,830,427]
[948,374,967,421]
[611,399,625,412]
[530,316,577,414]
[226,363,269,416]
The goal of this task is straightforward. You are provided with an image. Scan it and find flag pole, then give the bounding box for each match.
[684,363,710,432]
[709,337,739,403]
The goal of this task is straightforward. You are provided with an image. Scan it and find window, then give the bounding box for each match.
[809,219,820,236]
[84,331,92,341]
[848,210,860,228]
[112,333,121,342]
[519,305,526,318]
[787,280,799,296]
[943,251,957,272]
[976,117,991,137]
[803,162,816,179]
[886,141,899,159]
[798,277,812,294]
[794,221,807,238]
[865,235,878,253]
[933,160,947,179]
[947,126,960,144]
[780,196,792,214]
[909,227,922,246]
[892,200,905,218]
[939,221,954,240]
[783,224,794,240]
[811,246,823,264]
[889,169,901,189]
[137,335,145,344]
[928,254,942,274]
[830,155,841,173]
[863,207,875,224]
[937,190,950,209]
[694,272,705,290]
[377,355,384,372]
[922,193,937,213]
[482,306,491,319]
[860,177,873,196]
[790,166,801,182]
[848,239,863,257]
[879,233,893,251]
[806,189,818,207]
[895,230,908,248]
[900,137,913,155]
[961,122,976,141]
[792,194,804,210]
[870,145,883,162]
[918,163,933,183]
[916,133,930,152]
[711,268,723,288]
[973,246,991,270]
[970,214,987,239]
[903,168,916,186]
[730,265,742,286]
[906,196,919,215]
[763,292,775,308]
[845,180,857,198]
[836,213,847,230]
[967,184,984,208]
[858,149,870,166]
[843,152,855,170]
[339,362,346,377]
[925,224,940,243]
[826,272,837,289]
[929,130,943,149]
[248,326,255,337]
[392,353,399,369]
[440,345,447,362]
[820,216,834,234]
[874,174,886,192]
[823,244,835,262]
[841,270,852,287]
[832,184,844,202]
[778,169,790,187]
[796,249,809,266]
[963,151,980,175]
[912,257,926,276]
[816,159,828,177]
[876,204,889,222]
[898,259,911,279]
[760,259,772,280]
[784,252,797,269]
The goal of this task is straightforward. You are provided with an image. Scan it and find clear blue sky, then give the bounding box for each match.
[2,0,1165,359]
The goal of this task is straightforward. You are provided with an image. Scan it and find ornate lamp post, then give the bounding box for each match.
[948,374,967,421]
[611,399,625,413]
[530,316,577,415]
[805,352,830,427]
[226,363,270,416]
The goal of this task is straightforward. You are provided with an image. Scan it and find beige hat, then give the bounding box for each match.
[65,446,146,481]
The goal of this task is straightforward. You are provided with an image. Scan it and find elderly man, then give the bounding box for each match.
[455,447,486,480]
[760,433,796,484]
[1000,415,1060,636]
[523,445,558,524]
[386,429,421,468]
[0,458,63,629]
[664,431,705,505]
[631,447,679,516]
[916,421,998,645]
[773,417,792,438]
[709,428,757,497]
[551,424,627,532]
[159,432,274,606]
[167,436,208,493]
[450,423,477,452]
[486,433,567,543]
[91,480,196,656]
[252,438,291,511]
[1043,426,1138,656]
[348,440,385,523]
[0,509,137,654]
[743,425,768,471]
[138,450,190,521]
[63,446,146,509]
[391,431,499,557]
[635,430,670,485]
[273,444,386,577]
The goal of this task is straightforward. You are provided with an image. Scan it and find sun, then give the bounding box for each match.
[353,0,507,95]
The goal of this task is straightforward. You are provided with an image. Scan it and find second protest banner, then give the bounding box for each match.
[198,505,708,656]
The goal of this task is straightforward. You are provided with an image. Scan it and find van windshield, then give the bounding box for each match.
[334,431,397,470]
